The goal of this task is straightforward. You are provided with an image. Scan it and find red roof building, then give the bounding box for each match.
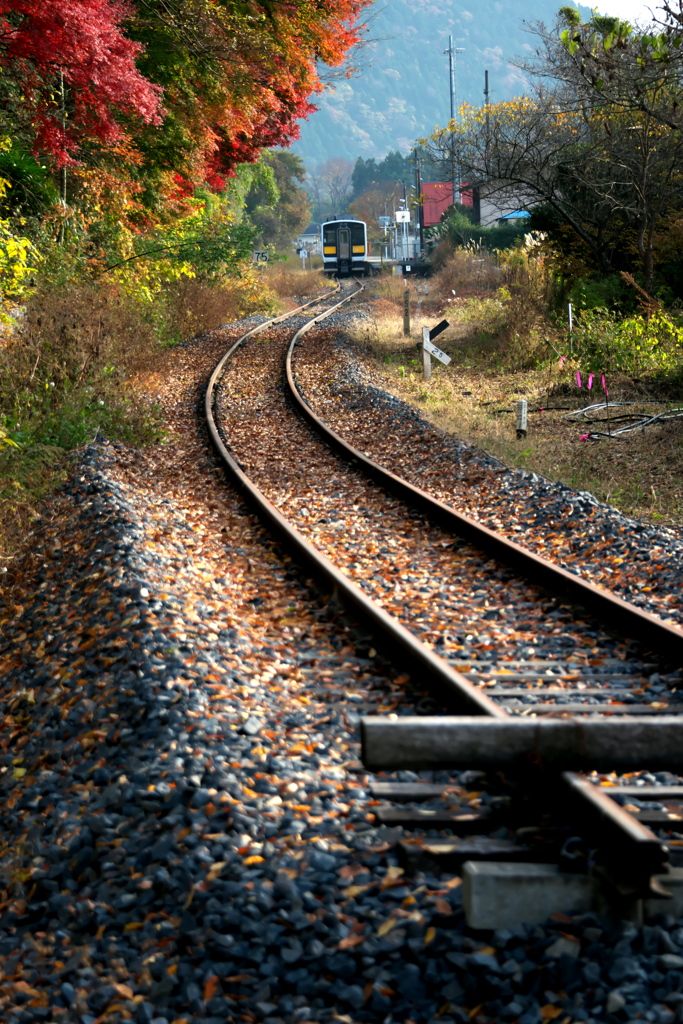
[422,182,454,226]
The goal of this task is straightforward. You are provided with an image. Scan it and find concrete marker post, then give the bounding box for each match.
[422,325,432,379]
[403,289,411,336]
[516,399,528,440]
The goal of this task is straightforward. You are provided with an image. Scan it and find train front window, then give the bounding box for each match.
[351,223,365,252]
[323,225,336,254]
[338,228,350,258]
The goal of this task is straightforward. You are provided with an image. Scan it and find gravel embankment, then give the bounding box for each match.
[1,309,683,1024]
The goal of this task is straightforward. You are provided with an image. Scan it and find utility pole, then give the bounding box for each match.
[414,148,424,256]
[484,68,491,171]
[445,36,465,206]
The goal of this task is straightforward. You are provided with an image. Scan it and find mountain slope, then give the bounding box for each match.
[292,0,592,166]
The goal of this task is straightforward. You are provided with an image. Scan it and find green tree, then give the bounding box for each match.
[351,151,412,197]
[244,150,311,250]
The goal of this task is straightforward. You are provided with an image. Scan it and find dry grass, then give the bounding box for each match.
[355,272,683,529]
[261,263,328,304]
[163,276,273,341]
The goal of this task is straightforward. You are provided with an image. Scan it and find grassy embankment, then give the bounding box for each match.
[0,259,327,583]
[353,250,683,528]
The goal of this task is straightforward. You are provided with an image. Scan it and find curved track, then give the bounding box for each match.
[206,280,683,895]
[207,282,683,722]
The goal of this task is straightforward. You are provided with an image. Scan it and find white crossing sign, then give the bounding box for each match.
[422,321,451,379]
[423,335,451,365]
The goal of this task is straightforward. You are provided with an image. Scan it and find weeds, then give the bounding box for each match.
[0,261,324,567]
[262,262,328,303]
[357,244,683,527]
[159,275,276,345]
[572,308,683,373]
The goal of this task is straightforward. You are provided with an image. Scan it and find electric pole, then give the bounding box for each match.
[414,148,424,256]
[445,36,465,206]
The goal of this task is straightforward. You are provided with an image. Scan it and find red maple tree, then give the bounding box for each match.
[0,0,162,163]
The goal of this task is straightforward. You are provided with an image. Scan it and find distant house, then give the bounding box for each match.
[296,223,321,253]
[422,182,454,227]
[479,191,534,227]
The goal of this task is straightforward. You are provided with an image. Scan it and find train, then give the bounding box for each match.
[321,217,372,277]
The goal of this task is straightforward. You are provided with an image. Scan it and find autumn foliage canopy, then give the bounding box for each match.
[0,0,370,184]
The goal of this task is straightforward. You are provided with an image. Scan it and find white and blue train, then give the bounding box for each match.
[321,217,372,277]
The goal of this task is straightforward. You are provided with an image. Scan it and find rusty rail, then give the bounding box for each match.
[205,283,503,717]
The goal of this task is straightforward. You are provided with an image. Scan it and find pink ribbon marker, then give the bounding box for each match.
[601,374,609,397]
[587,374,594,390]
[559,356,566,366]
[580,434,590,440]
[576,371,582,387]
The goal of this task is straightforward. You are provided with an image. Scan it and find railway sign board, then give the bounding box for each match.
[395,210,410,223]
[423,335,451,365]
[422,322,451,379]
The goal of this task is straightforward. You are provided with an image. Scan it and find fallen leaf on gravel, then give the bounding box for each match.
[379,866,404,889]
[203,976,220,1001]
[540,1007,563,1020]
[206,861,228,880]
[344,884,372,897]
[13,982,39,997]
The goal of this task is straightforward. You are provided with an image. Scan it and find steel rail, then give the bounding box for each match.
[286,336,683,666]
[205,283,504,718]
[207,282,677,894]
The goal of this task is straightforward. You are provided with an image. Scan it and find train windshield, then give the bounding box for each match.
[350,223,365,250]
[323,225,337,248]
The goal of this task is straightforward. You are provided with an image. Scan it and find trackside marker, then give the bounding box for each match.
[422,322,451,377]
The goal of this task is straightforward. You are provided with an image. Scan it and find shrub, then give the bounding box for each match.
[573,308,683,373]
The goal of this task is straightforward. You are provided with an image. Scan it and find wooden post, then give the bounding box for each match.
[403,289,410,336]
[516,399,527,439]
[422,325,431,379]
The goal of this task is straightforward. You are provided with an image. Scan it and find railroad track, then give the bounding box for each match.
[206,280,683,910]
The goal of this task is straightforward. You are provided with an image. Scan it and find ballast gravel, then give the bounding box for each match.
[2,306,683,1024]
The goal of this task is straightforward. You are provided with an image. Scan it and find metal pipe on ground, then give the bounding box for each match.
[361,715,683,773]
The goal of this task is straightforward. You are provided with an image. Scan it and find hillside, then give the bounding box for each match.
[292,0,593,166]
